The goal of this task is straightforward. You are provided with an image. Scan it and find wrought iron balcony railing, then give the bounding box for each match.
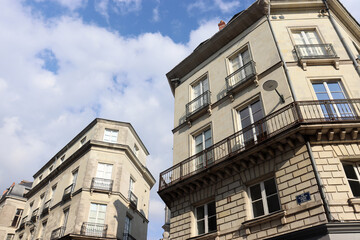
[50,226,65,240]
[294,44,337,59]
[91,178,113,192]
[129,191,138,209]
[40,200,51,217]
[62,184,73,202]
[225,60,256,92]
[186,90,211,119]
[31,208,39,222]
[123,233,136,240]
[80,222,107,238]
[159,99,360,191]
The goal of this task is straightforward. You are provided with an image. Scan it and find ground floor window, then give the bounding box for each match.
[195,201,216,235]
[342,163,360,197]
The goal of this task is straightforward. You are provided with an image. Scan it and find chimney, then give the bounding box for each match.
[218,20,226,30]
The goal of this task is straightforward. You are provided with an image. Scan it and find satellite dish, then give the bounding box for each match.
[263,80,278,91]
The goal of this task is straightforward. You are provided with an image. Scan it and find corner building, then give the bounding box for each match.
[15,118,155,240]
[158,0,360,239]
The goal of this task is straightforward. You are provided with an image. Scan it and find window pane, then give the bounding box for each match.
[252,200,264,218]
[267,194,281,213]
[250,184,262,200]
[312,83,326,93]
[349,180,360,197]
[343,164,358,180]
[197,220,205,235]
[196,206,204,220]
[315,93,330,100]
[208,216,217,232]
[264,178,277,196]
[207,202,216,216]
[331,92,346,99]
[327,82,341,92]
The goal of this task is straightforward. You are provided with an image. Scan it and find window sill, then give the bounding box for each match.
[242,210,285,230]
[348,198,360,212]
[188,231,218,240]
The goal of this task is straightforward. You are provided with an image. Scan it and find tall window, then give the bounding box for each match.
[6,234,14,240]
[292,29,325,57]
[129,177,135,197]
[228,48,252,87]
[63,208,70,228]
[190,78,209,114]
[249,178,280,218]
[96,163,113,180]
[123,215,132,239]
[89,203,106,224]
[11,208,23,227]
[312,81,353,118]
[194,129,212,169]
[342,163,360,197]
[196,201,216,235]
[71,170,78,192]
[238,100,265,147]
[50,185,57,203]
[39,221,47,239]
[103,129,118,143]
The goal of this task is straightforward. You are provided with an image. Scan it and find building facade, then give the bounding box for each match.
[15,118,155,240]
[158,0,360,239]
[0,181,32,240]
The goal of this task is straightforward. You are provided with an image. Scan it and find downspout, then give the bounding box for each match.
[266,0,297,101]
[322,0,360,77]
[305,140,333,222]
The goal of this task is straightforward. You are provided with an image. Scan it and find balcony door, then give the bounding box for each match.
[87,203,107,237]
[191,78,209,113]
[194,129,212,170]
[238,100,265,147]
[312,81,353,119]
[229,48,251,87]
[95,163,113,190]
[293,30,324,57]
[123,216,132,240]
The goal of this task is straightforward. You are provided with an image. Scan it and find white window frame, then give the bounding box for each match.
[189,76,209,114]
[342,162,360,198]
[193,128,212,170]
[88,203,107,224]
[227,47,252,88]
[195,201,216,236]
[248,178,280,218]
[103,129,119,143]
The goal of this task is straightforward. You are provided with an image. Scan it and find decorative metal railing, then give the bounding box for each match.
[129,191,138,209]
[80,222,107,238]
[123,233,137,240]
[91,178,113,192]
[40,200,51,217]
[50,227,65,240]
[31,208,39,222]
[225,61,256,92]
[159,99,360,191]
[186,90,211,118]
[294,44,337,59]
[62,184,73,201]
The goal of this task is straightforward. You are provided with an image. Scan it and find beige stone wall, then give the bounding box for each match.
[0,197,26,240]
[169,145,327,239]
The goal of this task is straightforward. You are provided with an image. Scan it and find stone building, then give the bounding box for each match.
[0,181,32,240]
[158,0,360,239]
[15,118,155,240]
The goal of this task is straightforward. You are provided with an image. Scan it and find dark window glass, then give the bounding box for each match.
[264,178,277,196]
[197,220,205,235]
[250,184,262,200]
[267,195,280,213]
[252,200,264,218]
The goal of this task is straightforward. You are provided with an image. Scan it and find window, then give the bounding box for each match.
[80,136,87,146]
[71,170,78,192]
[50,185,57,201]
[292,29,325,57]
[63,208,70,228]
[342,163,360,197]
[312,81,353,119]
[39,221,47,239]
[194,128,212,169]
[227,48,253,88]
[28,202,34,216]
[238,100,265,147]
[129,177,135,197]
[88,203,106,224]
[60,155,65,162]
[11,208,23,227]
[123,215,132,239]
[6,234,14,240]
[49,164,53,172]
[188,77,210,115]
[39,175,43,181]
[39,193,45,211]
[195,201,216,235]
[29,228,34,240]
[249,178,280,218]
[96,163,113,179]
[133,144,139,157]
[103,129,118,143]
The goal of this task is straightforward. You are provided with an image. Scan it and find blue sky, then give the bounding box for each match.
[0,0,359,239]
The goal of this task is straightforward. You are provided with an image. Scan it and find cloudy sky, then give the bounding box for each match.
[0,0,358,239]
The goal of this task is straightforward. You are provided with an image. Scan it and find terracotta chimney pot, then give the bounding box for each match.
[218,20,226,30]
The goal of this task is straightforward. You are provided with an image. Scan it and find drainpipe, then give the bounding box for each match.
[322,0,360,77]
[305,140,333,222]
[266,0,297,101]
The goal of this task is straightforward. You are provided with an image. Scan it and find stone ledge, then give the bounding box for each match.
[348,198,360,212]
[242,210,285,232]
[187,231,218,240]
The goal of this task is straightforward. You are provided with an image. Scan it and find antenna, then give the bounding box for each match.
[263,80,285,103]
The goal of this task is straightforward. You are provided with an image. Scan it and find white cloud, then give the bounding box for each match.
[95,0,110,20]
[214,0,240,13]
[53,0,87,11]
[152,7,160,22]
[188,0,241,14]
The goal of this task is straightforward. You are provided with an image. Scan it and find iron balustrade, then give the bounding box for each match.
[80,222,107,238]
[186,90,211,118]
[31,208,39,222]
[294,44,337,59]
[50,226,65,240]
[123,233,136,240]
[159,99,360,191]
[91,178,113,192]
[128,191,138,209]
[40,200,51,217]
[225,60,256,92]
[62,184,73,201]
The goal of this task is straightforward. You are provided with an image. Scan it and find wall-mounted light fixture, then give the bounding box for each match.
[263,80,285,103]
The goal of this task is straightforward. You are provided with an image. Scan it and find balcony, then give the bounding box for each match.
[294,44,339,70]
[18,216,27,230]
[159,99,360,193]
[40,200,51,217]
[186,90,211,123]
[50,226,65,240]
[80,222,107,238]
[62,184,73,202]
[123,233,136,240]
[91,177,113,192]
[31,208,39,222]
[129,191,138,209]
[225,60,257,97]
